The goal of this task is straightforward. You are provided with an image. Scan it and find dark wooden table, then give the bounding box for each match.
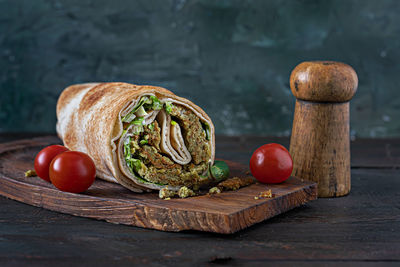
[0,134,399,266]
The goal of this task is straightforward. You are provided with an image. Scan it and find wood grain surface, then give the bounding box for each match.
[289,61,357,197]
[0,136,317,234]
[290,100,351,197]
[0,134,399,266]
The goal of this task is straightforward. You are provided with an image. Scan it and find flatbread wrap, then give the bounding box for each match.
[56,82,215,193]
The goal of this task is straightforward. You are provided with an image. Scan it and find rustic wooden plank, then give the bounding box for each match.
[0,135,400,266]
[0,168,398,265]
[0,136,317,234]
[0,134,399,264]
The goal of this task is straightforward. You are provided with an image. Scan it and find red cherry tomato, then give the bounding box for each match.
[34,145,69,182]
[49,151,96,193]
[250,143,293,184]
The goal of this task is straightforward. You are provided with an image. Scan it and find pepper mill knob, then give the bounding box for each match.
[289,61,358,197]
[290,61,358,102]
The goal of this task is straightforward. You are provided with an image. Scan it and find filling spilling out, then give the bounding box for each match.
[120,95,212,187]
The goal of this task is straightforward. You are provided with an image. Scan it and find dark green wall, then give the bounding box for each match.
[1,0,399,137]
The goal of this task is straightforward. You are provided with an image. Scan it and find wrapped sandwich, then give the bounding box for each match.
[56,82,219,193]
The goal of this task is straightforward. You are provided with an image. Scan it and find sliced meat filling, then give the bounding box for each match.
[128,118,209,187]
[169,104,211,164]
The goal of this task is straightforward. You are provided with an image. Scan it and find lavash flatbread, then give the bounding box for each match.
[56,82,215,192]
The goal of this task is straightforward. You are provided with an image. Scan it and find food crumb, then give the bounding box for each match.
[178,186,196,198]
[217,176,255,191]
[209,187,221,194]
[159,186,176,199]
[159,176,255,199]
[255,189,273,199]
[25,170,37,177]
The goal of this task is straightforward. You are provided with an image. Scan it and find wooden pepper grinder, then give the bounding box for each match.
[289,61,358,197]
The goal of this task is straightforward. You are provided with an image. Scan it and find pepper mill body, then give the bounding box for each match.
[289,61,358,197]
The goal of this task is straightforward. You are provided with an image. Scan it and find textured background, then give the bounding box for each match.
[1,0,399,137]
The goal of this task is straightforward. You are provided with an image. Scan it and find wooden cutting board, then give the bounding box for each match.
[0,136,317,234]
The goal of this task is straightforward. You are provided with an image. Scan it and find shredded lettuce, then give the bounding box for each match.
[126,158,142,173]
[164,101,173,114]
[133,96,150,112]
[150,95,162,110]
[122,134,164,185]
[132,117,144,126]
[140,139,148,145]
[120,95,172,186]
[122,112,136,123]
[135,106,147,116]
[122,98,148,135]
[171,120,177,126]
[123,136,131,160]
[123,136,142,174]
[122,96,149,123]
[142,95,162,111]
[143,97,152,105]
[122,95,163,130]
